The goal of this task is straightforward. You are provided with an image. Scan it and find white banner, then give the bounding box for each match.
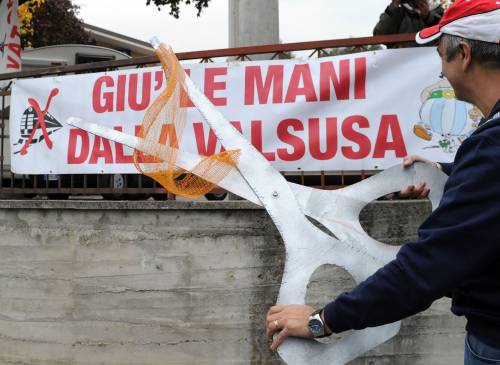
[9,48,481,174]
[0,0,21,86]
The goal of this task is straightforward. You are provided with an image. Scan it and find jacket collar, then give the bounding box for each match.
[478,99,500,127]
[488,99,500,121]
[473,99,500,135]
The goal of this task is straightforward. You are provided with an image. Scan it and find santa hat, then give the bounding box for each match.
[416,0,500,44]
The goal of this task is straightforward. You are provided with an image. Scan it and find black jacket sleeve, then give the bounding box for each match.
[373,4,406,35]
[439,162,453,175]
[323,135,500,333]
[424,6,443,26]
[373,4,443,36]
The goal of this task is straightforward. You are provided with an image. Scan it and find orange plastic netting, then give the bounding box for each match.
[133,43,239,198]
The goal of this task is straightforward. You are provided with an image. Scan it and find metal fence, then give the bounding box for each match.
[0,34,415,200]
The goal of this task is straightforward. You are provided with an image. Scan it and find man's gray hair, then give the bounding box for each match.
[441,33,500,69]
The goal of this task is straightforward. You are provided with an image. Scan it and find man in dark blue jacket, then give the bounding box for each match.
[266,0,500,362]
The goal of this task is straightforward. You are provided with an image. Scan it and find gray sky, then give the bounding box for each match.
[74,0,390,53]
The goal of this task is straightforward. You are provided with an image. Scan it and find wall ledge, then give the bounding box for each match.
[0,198,430,210]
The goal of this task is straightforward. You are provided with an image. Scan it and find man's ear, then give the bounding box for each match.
[459,42,472,72]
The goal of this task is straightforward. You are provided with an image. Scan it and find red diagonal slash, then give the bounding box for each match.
[19,88,59,156]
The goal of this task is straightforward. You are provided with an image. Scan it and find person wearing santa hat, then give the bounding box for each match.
[266,1,500,363]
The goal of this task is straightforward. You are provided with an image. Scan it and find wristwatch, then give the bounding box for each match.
[308,309,329,338]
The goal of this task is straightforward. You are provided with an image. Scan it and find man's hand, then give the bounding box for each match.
[398,181,430,199]
[403,154,433,167]
[414,0,430,18]
[398,155,437,199]
[266,304,315,351]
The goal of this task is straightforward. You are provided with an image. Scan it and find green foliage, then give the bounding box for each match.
[20,0,94,48]
[145,0,211,18]
[321,44,383,57]
[278,51,294,60]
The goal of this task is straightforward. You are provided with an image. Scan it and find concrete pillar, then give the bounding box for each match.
[228,0,279,60]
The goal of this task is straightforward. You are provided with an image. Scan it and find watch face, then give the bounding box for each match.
[309,318,323,335]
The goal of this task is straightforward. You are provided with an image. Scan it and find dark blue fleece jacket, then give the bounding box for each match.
[324,99,500,347]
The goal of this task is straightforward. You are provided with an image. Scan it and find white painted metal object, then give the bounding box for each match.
[66,47,448,364]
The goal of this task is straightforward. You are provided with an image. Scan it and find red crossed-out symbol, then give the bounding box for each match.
[19,88,59,156]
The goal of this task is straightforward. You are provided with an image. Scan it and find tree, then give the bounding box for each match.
[322,44,383,57]
[18,0,94,48]
[145,0,211,18]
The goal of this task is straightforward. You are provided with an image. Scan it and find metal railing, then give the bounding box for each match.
[0,34,415,200]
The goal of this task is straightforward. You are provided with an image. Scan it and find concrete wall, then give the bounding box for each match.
[0,200,465,364]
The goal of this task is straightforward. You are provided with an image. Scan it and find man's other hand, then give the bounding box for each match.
[398,181,430,199]
[266,304,315,351]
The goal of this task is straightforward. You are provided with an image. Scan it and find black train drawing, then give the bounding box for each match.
[14,89,62,155]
